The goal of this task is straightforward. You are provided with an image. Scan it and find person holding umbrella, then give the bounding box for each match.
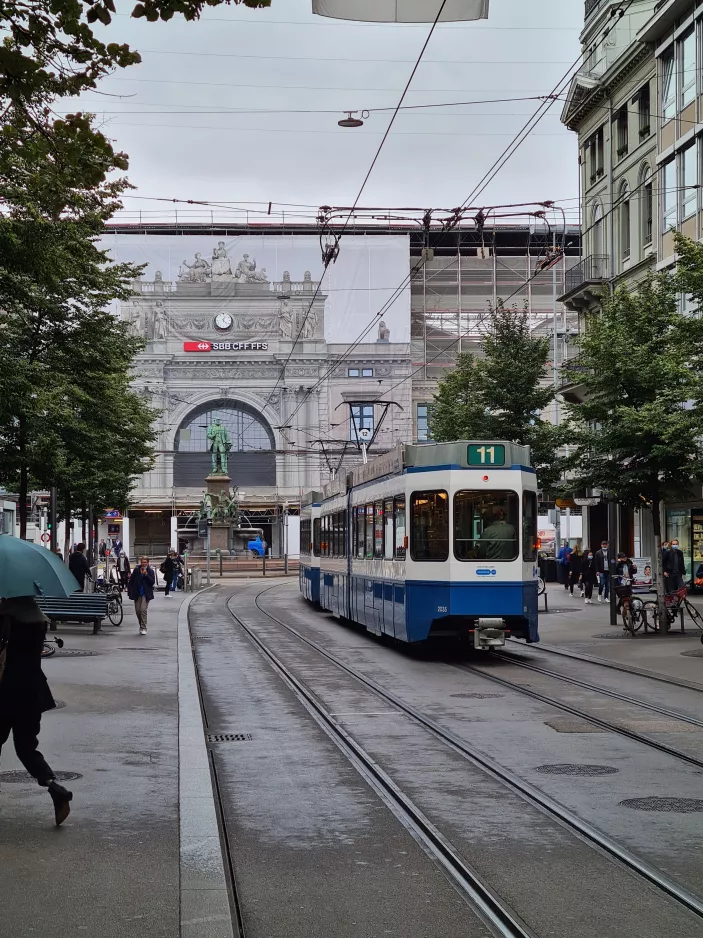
[0,597,73,825]
[0,538,82,826]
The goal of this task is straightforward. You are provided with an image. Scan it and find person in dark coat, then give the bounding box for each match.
[68,542,91,591]
[162,551,181,597]
[0,597,73,825]
[664,539,686,592]
[568,545,583,596]
[127,556,156,635]
[594,539,611,602]
[116,551,131,591]
[581,548,598,604]
[556,541,572,589]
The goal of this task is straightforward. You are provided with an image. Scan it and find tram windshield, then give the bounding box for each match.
[454,491,519,561]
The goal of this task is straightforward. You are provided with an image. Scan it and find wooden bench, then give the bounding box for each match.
[36,594,109,635]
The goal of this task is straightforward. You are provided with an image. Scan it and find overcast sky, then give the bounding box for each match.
[65,0,584,227]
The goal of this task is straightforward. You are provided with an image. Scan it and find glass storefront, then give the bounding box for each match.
[666,507,703,589]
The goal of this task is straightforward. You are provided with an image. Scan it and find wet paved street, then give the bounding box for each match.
[190,580,703,937]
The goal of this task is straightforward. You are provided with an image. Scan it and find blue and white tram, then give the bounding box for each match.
[299,491,322,605]
[311,441,539,649]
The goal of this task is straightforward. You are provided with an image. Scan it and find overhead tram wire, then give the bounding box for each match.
[447,0,638,218]
[235,0,451,450]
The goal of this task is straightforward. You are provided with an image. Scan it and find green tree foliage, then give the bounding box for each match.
[563,248,703,629]
[429,302,563,492]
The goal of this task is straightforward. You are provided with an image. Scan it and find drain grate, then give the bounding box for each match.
[620,797,703,813]
[0,770,82,783]
[450,692,505,699]
[54,649,100,657]
[536,764,618,777]
[207,733,253,743]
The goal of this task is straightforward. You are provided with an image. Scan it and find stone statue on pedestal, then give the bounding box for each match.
[207,419,231,474]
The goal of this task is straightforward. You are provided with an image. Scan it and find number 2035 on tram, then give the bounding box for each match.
[300,440,540,651]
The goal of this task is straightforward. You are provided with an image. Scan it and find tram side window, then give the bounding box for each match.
[342,510,347,558]
[365,504,374,559]
[454,491,519,561]
[356,507,365,558]
[410,491,448,562]
[332,513,338,557]
[301,519,310,555]
[522,492,538,561]
[351,507,357,557]
[384,499,394,560]
[313,518,321,557]
[394,497,406,560]
[374,501,384,559]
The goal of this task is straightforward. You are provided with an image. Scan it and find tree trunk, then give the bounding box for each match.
[63,492,71,560]
[651,497,668,634]
[81,500,87,544]
[18,415,27,539]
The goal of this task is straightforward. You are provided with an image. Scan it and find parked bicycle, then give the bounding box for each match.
[615,578,647,635]
[94,581,124,627]
[643,587,703,640]
[42,636,64,658]
[537,576,546,596]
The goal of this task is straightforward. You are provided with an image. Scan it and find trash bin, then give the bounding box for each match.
[540,556,558,583]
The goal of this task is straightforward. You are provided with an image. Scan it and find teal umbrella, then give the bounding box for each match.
[0,536,80,599]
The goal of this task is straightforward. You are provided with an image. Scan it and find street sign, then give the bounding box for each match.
[198,520,209,539]
[105,537,113,550]
[574,497,601,507]
[41,532,50,543]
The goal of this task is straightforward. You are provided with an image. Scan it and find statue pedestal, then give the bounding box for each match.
[205,473,232,496]
[209,522,231,553]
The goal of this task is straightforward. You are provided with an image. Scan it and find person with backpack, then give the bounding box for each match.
[0,597,73,825]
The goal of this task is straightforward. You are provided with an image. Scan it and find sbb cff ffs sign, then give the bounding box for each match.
[183,342,270,352]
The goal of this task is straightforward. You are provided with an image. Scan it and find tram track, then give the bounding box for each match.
[507,639,703,693]
[453,661,703,771]
[222,582,703,924]
[493,650,703,729]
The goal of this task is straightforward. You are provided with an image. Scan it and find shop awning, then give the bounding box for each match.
[312,0,489,22]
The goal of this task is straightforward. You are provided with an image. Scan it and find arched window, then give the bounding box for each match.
[174,400,276,488]
[640,165,653,247]
[176,401,274,453]
[591,201,604,257]
[619,181,630,262]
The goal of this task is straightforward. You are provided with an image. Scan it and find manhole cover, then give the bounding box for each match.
[54,649,100,657]
[207,733,253,743]
[0,770,82,783]
[450,693,505,699]
[536,764,618,777]
[620,797,703,813]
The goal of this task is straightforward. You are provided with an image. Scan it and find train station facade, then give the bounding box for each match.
[103,224,579,558]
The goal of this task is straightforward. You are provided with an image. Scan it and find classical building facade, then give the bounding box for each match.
[107,224,580,558]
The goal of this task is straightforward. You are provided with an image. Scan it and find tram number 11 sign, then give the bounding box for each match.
[467,444,506,467]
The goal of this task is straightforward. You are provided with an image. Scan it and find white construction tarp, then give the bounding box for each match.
[312,0,489,22]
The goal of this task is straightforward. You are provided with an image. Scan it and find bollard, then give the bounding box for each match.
[262,552,266,578]
[217,549,223,578]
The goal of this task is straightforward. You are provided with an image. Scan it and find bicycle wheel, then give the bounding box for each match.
[642,601,659,631]
[621,603,636,635]
[684,600,703,632]
[41,642,56,658]
[537,577,546,596]
[107,599,124,627]
[629,597,645,632]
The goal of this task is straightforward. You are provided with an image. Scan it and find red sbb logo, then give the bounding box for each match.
[184,341,212,352]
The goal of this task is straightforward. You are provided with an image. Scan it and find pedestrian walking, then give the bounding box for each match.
[162,551,180,598]
[581,548,598,603]
[595,540,611,603]
[127,557,155,635]
[557,541,572,589]
[68,542,91,591]
[98,539,106,560]
[0,597,73,825]
[665,539,686,592]
[116,551,131,591]
[568,544,583,596]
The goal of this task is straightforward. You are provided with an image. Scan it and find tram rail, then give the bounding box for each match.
[220,582,703,924]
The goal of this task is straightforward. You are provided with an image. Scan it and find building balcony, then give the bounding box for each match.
[558,254,610,308]
[560,356,592,404]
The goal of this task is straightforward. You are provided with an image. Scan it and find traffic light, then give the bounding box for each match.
[47,520,52,530]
